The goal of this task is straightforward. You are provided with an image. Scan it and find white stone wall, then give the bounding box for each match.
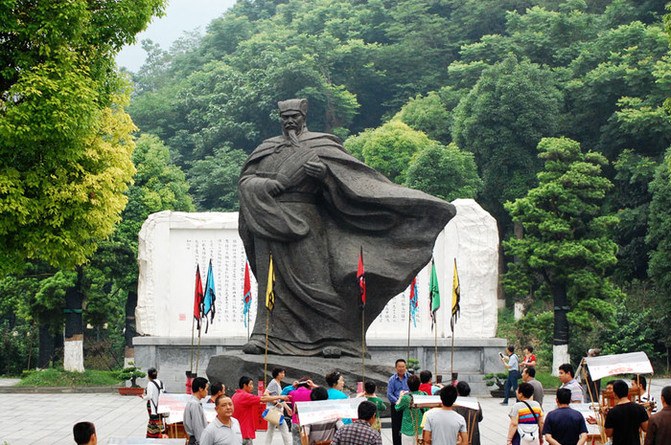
[136,199,499,340]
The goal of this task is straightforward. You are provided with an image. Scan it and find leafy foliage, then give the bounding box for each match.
[0,0,166,273]
[345,120,434,184]
[404,143,482,201]
[503,138,621,351]
[452,55,562,231]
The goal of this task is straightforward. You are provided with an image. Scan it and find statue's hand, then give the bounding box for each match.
[304,160,327,180]
[266,179,285,197]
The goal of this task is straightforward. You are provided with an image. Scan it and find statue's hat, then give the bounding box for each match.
[278,99,308,115]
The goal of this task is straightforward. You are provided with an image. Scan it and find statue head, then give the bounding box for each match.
[278,99,308,141]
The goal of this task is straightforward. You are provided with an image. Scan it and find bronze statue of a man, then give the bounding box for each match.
[238,99,455,357]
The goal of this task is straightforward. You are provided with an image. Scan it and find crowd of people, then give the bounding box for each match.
[497,345,671,445]
[71,352,671,445]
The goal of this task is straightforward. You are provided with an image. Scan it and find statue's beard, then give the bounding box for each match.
[285,128,300,147]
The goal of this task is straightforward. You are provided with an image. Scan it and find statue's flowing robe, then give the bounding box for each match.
[238,131,455,356]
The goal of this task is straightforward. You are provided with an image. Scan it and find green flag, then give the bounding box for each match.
[429,259,440,330]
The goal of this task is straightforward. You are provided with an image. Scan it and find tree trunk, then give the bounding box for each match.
[552,282,570,375]
[63,268,84,372]
[37,325,55,369]
[124,289,138,364]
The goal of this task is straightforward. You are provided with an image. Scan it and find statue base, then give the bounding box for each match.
[206,351,390,398]
[132,336,506,397]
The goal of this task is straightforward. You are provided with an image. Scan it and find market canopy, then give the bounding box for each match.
[581,351,653,381]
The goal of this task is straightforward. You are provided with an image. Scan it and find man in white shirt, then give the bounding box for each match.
[631,376,657,413]
[422,385,467,445]
[201,395,243,445]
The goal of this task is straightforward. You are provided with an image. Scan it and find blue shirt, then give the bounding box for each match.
[387,373,409,404]
[328,388,348,400]
[508,353,519,372]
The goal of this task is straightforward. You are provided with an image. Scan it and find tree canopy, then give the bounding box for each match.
[0,0,166,272]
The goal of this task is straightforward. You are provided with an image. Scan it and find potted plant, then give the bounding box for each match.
[483,372,508,398]
[117,362,147,395]
[407,358,421,375]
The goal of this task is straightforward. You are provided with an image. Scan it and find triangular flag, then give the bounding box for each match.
[193,264,204,330]
[429,259,440,330]
[358,247,366,309]
[266,253,275,311]
[451,259,460,332]
[243,260,252,327]
[409,277,418,328]
[203,260,216,332]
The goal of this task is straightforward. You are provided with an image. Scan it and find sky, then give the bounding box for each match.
[116,0,237,72]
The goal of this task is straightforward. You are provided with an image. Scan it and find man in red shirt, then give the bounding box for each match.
[232,376,288,445]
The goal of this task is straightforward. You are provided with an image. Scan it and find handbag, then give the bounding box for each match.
[263,406,284,426]
[517,401,540,442]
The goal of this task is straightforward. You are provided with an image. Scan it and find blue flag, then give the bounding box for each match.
[203,260,216,332]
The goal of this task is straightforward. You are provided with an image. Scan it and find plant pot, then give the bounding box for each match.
[118,386,144,396]
[490,388,505,398]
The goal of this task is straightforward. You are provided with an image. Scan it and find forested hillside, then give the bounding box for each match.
[2,0,671,373]
[126,0,671,368]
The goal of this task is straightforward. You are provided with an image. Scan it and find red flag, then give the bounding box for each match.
[409,277,418,327]
[358,247,366,309]
[193,264,204,330]
[243,261,252,327]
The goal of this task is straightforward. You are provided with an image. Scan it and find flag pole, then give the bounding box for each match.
[264,252,275,390]
[450,326,455,379]
[358,247,366,383]
[361,309,365,383]
[190,317,195,373]
[264,307,270,389]
[434,319,438,381]
[196,326,202,374]
[407,302,411,362]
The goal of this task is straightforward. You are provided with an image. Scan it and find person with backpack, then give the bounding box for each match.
[144,367,166,438]
[507,382,544,445]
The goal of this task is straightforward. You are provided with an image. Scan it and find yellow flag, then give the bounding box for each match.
[451,258,460,331]
[266,253,275,311]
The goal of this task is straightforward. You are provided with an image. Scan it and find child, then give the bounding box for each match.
[358,381,387,431]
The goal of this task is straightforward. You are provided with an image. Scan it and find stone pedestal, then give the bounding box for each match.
[133,336,506,396]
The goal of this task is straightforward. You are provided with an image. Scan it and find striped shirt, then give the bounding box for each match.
[509,400,543,425]
[561,379,584,403]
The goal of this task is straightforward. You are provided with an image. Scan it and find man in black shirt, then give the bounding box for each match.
[543,388,587,445]
[604,379,648,445]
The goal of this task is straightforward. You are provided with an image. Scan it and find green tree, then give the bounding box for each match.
[646,149,671,360]
[394,91,456,145]
[97,133,194,353]
[0,0,166,273]
[503,137,620,369]
[452,55,562,232]
[404,142,482,201]
[188,146,247,211]
[344,120,434,184]
[610,150,657,281]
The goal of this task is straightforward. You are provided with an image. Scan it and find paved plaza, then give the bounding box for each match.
[1,378,669,445]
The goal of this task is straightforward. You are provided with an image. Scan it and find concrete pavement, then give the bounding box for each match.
[1,378,669,445]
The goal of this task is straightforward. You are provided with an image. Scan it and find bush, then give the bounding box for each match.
[18,368,119,386]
